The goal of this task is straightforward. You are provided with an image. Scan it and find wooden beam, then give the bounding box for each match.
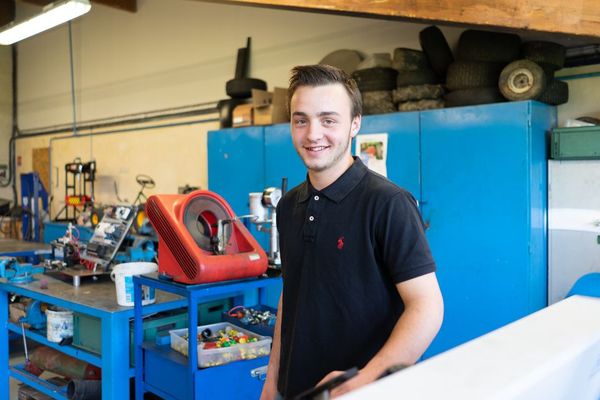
[210,0,600,39]
[92,0,136,13]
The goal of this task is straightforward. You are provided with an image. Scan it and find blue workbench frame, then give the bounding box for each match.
[0,277,187,400]
[133,275,281,399]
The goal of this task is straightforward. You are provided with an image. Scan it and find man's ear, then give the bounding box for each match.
[351,115,362,137]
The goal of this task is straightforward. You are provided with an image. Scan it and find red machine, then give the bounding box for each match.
[146,190,268,284]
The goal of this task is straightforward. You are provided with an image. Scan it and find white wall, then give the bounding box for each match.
[16,0,462,130]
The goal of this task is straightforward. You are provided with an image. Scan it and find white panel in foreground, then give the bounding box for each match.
[341,296,600,400]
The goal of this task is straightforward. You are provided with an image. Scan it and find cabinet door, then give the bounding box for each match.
[207,127,265,217]
[420,102,548,357]
[358,112,421,200]
[264,123,306,191]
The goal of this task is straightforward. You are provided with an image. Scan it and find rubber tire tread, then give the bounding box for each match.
[419,26,454,81]
[392,48,429,71]
[521,41,566,70]
[457,30,521,63]
[226,78,267,99]
[444,87,506,107]
[498,59,546,101]
[536,79,569,105]
[396,69,438,86]
[445,61,504,91]
[352,67,398,92]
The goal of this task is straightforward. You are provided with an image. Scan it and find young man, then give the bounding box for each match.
[261,65,444,399]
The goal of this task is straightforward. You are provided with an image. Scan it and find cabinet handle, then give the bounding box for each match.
[251,365,268,381]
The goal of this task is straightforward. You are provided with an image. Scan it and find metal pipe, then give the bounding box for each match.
[68,21,78,136]
[18,103,218,137]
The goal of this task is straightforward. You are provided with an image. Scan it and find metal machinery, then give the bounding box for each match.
[20,173,49,242]
[0,257,45,284]
[146,190,268,284]
[248,185,284,268]
[55,159,96,222]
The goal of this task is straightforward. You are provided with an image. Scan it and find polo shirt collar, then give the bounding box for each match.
[297,157,368,204]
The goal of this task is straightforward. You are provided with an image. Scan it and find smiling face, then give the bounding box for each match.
[290,83,361,189]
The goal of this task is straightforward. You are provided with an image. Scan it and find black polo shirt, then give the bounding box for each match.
[276,157,436,398]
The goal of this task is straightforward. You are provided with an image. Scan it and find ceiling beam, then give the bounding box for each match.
[21,0,136,12]
[208,0,600,40]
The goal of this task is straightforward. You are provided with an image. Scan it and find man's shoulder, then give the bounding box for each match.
[362,169,413,202]
[278,182,306,209]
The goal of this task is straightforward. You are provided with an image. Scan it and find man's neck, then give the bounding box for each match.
[308,156,354,191]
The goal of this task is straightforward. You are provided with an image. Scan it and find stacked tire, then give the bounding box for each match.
[498,41,568,105]
[391,48,444,112]
[352,59,398,115]
[444,30,521,107]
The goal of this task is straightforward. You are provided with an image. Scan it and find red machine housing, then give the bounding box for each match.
[146,190,268,284]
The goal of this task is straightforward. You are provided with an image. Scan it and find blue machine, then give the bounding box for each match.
[207,100,556,357]
[113,237,156,264]
[20,173,49,242]
[567,273,600,298]
[0,257,45,284]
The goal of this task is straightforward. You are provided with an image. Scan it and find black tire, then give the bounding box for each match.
[444,87,506,107]
[521,41,566,70]
[393,84,444,103]
[457,30,521,63]
[396,68,438,86]
[352,67,398,92]
[419,26,454,81]
[445,61,504,91]
[538,62,556,83]
[397,99,444,112]
[392,48,429,71]
[499,60,546,101]
[226,78,267,99]
[536,79,569,105]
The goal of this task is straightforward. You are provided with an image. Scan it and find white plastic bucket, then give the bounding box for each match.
[110,262,158,307]
[46,307,74,343]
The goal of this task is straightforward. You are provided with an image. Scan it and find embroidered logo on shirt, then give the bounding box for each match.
[337,236,344,250]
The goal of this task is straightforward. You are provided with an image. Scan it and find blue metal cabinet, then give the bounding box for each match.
[207,126,265,217]
[359,112,421,199]
[420,101,556,357]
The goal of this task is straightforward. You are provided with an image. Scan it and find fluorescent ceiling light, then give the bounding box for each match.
[0,0,91,45]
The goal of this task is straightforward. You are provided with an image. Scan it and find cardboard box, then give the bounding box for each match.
[252,87,289,126]
[232,103,253,127]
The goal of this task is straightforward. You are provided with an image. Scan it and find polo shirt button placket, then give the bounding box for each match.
[309,216,315,222]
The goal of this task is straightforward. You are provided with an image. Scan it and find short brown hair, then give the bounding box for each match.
[288,65,362,119]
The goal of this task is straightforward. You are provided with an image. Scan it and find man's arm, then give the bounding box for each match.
[320,272,444,397]
[260,294,283,400]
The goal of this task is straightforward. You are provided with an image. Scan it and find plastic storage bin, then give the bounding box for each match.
[169,322,271,368]
[223,304,276,337]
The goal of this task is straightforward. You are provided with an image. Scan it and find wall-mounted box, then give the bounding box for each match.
[551,126,600,160]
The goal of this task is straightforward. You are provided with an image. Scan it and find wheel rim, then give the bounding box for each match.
[507,68,534,94]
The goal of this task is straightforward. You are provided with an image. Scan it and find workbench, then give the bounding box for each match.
[0,274,185,400]
[0,239,52,263]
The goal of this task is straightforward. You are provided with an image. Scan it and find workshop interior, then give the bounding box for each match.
[0,0,600,399]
